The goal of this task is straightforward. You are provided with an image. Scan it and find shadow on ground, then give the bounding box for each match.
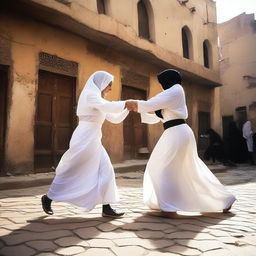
[0,208,236,256]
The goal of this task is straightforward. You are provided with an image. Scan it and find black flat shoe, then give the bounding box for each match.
[102,204,124,217]
[41,195,53,215]
[223,205,232,213]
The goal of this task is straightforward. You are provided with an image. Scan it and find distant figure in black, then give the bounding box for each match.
[227,121,248,163]
[204,128,235,166]
[204,128,223,163]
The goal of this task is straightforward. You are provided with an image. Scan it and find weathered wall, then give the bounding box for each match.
[0,12,123,173]
[219,13,256,130]
[81,0,218,70]
[0,0,220,174]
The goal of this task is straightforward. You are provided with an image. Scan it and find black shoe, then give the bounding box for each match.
[223,205,232,213]
[41,195,53,215]
[102,204,124,217]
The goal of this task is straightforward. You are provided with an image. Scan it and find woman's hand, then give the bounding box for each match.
[125,101,138,112]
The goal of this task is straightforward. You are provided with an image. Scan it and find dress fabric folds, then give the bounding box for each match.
[138,84,236,212]
[48,122,117,210]
[47,71,128,211]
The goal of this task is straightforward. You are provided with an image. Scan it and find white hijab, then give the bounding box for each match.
[77,71,114,115]
[242,121,252,139]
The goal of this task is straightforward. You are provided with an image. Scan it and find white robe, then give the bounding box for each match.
[138,84,236,212]
[48,92,128,211]
[242,121,254,152]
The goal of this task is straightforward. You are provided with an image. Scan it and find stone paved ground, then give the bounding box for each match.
[0,165,256,256]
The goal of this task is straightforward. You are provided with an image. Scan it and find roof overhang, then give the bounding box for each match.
[1,0,221,87]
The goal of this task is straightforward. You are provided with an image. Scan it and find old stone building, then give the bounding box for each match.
[0,0,221,175]
[218,13,256,136]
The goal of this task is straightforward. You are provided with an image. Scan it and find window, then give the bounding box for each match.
[138,0,150,39]
[97,0,106,14]
[203,41,209,68]
[182,28,189,58]
[203,40,212,68]
[182,26,193,59]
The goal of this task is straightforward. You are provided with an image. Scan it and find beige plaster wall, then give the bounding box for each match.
[82,0,218,71]
[0,12,124,173]
[19,0,220,87]
[219,13,256,129]
[0,11,157,172]
[1,6,217,173]
[184,82,217,137]
[6,44,37,172]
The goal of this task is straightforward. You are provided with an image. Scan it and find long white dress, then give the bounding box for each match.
[138,84,236,212]
[47,72,128,211]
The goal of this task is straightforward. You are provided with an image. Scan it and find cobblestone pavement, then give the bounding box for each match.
[0,165,256,256]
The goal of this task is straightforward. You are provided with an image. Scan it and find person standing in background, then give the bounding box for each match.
[243,121,255,165]
[227,121,248,163]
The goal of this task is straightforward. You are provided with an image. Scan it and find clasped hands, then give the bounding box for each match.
[125,100,138,112]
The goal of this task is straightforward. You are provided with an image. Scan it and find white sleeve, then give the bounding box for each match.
[137,87,180,113]
[87,94,125,113]
[140,112,162,124]
[105,109,129,124]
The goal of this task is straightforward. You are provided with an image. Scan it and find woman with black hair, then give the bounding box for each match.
[127,69,236,214]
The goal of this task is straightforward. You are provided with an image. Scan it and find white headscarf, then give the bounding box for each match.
[242,121,252,139]
[77,71,114,115]
[82,71,113,94]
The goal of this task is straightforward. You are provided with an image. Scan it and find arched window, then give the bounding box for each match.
[137,0,155,42]
[97,0,106,14]
[182,26,193,59]
[138,0,150,39]
[203,40,212,68]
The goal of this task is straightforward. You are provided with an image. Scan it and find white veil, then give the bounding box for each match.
[77,71,114,116]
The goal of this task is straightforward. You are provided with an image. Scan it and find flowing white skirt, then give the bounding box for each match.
[143,124,236,212]
[47,122,119,211]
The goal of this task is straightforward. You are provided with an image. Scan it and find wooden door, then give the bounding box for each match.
[35,70,76,171]
[0,66,8,172]
[121,86,147,159]
[198,111,210,157]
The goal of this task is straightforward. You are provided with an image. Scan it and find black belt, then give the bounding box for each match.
[163,119,186,130]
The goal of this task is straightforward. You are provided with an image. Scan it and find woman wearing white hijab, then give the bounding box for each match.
[242,121,255,165]
[41,71,129,217]
[127,69,236,214]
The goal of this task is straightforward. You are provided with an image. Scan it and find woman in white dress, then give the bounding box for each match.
[127,69,236,214]
[41,71,129,217]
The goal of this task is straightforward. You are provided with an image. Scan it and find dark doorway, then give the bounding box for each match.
[34,70,76,171]
[121,85,148,159]
[236,106,247,130]
[222,115,233,139]
[0,65,8,173]
[198,111,211,157]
